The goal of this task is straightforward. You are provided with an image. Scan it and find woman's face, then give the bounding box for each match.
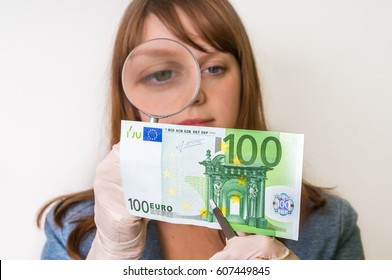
[136,11,241,128]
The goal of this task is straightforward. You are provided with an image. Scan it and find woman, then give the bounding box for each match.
[37,0,365,260]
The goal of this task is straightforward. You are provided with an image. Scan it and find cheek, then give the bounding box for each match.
[211,76,241,126]
[139,113,177,124]
[139,113,149,122]
[222,75,241,114]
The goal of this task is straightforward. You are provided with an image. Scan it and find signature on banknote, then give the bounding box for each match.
[176,139,205,152]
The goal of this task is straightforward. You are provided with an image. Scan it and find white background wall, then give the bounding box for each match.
[1,0,391,260]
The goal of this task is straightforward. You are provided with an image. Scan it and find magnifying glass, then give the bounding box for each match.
[121,38,201,123]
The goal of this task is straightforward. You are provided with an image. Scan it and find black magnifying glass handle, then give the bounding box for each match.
[209,199,238,240]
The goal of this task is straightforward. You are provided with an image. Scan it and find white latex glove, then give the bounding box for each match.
[210,234,299,260]
[86,143,148,260]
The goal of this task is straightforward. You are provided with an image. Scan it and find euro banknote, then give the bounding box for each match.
[120,120,304,240]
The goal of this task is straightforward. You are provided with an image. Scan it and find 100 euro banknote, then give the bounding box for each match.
[120,120,304,240]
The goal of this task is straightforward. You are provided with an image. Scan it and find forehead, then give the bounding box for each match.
[142,11,214,54]
[142,14,177,41]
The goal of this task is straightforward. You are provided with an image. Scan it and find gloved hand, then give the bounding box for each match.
[210,234,299,260]
[86,143,148,259]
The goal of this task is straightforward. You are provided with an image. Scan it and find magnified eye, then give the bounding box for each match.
[143,70,173,84]
[137,62,184,88]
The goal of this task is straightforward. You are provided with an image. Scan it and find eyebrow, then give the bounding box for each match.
[129,48,179,61]
[127,45,228,69]
[197,51,230,65]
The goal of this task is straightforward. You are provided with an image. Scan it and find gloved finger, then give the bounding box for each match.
[87,218,148,260]
[210,235,291,260]
[94,199,147,243]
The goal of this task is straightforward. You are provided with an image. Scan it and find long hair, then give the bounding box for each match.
[37,0,325,259]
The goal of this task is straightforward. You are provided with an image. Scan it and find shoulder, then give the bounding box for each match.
[321,192,365,259]
[317,191,359,228]
[284,191,365,259]
[61,199,95,223]
[41,199,95,260]
[41,199,164,260]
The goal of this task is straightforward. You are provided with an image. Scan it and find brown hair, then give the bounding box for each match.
[37,0,325,259]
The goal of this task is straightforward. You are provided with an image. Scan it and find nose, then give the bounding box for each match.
[192,82,207,106]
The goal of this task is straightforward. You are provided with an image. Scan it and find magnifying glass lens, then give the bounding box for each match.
[122,39,200,118]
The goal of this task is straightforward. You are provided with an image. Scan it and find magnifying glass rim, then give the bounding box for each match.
[121,37,201,120]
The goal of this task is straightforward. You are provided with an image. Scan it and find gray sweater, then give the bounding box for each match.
[41,192,365,260]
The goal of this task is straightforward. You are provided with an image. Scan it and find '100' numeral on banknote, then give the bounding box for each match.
[223,134,281,167]
[120,121,304,240]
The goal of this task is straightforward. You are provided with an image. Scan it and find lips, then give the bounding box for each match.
[178,118,214,126]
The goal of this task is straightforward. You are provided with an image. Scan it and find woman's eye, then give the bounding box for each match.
[140,70,175,85]
[150,70,173,82]
[203,66,226,75]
